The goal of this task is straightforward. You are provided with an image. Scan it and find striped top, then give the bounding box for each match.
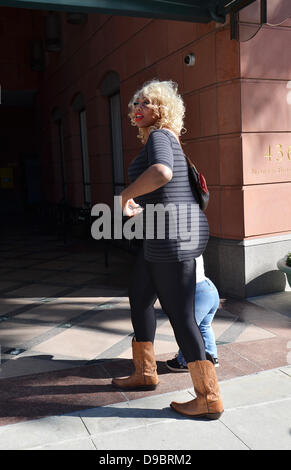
[128,129,209,262]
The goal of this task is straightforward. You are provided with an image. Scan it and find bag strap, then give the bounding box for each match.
[161,129,199,174]
[184,153,199,174]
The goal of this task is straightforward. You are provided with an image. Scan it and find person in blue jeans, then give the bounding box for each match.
[166,255,220,371]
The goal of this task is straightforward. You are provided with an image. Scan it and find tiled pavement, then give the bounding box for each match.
[0,218,291,432]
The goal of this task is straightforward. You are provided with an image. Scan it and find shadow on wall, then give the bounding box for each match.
[246,270,288,298]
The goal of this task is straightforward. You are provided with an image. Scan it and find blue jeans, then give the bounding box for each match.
[177,278,219,366]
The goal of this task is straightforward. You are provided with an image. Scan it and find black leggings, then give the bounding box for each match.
[128,249,206,363]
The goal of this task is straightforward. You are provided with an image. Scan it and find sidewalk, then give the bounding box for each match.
[0,365,290,450]
[0,218,290,450]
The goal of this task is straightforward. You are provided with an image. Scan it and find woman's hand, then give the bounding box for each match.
[122,197,143,217]
[120,164,172,217]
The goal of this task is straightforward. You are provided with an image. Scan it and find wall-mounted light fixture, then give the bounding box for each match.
[45,12,62,52]
[30,40,45,71]
[66,12,88,25]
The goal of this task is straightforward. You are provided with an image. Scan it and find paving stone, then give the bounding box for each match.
[33,260,78,271]
[25,251,69,260]
[0,352,87,379]
[4,283,70,298]
[0,271,40,282]
[92,419,248,450]
[60,253,104,263]
[151,338,177,355]
[215,344,262,379]
[125,389,193,425]
[62,287,127,299]
[248,292,291,317]
[0,415,89,450]
[0,281,21,292]
[228,337,291,370]
[15,302,94,323]
[220,398,291,450]
[233,323,276,342]
[33,321,131,361]
[43,272,101,286]
[79,401,139,435]
[223,298,291,333]
[219,368,291,410]
[1,259,36,268]
[212,317,236,341]
[29,437,97,450]
[79,390,191,435]
[1,269,52,283]
[0,298,39,315]
[0,321,53,349]
[0,363,125,426]
[279,365,291,377]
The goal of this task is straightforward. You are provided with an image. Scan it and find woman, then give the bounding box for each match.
[166,255,220,372]
[112,80,224,420]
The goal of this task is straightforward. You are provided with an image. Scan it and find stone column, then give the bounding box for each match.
[205,22,291,298]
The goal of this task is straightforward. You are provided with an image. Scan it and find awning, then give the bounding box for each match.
[0,0,257,24]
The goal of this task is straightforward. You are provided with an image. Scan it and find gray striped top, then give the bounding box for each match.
[128,129,209,262]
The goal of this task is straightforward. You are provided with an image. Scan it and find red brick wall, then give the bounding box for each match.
[39,13,238,224]
[2,7,290,240]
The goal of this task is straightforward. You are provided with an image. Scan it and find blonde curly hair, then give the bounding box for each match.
[128,79,186,144]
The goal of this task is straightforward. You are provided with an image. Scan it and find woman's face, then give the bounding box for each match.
[133,95,159,128]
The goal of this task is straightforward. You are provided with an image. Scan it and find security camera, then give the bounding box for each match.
[184,53,195,66]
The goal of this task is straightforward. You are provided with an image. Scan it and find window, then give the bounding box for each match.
[109,92,125,195]
[52,107,66,200]
[79,109,91,205]
[101,72,125,195]
[72,93,91,206]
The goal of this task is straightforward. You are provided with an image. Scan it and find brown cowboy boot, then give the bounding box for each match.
[170,360,224,420]
[112,338,159,390]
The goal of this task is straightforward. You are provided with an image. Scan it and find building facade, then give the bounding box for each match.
[0,3,290,298]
